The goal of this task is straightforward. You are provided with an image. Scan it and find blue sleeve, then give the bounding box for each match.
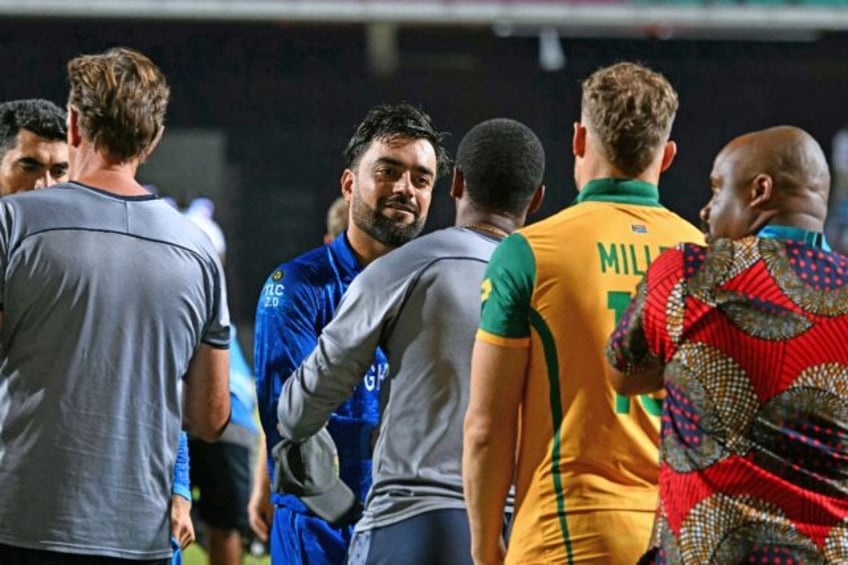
[254,262,322,457]
[172,431,191,501]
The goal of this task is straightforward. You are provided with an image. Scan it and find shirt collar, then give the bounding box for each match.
[329,230,364,274]
[756,224,831,251]
[574,178,663,208]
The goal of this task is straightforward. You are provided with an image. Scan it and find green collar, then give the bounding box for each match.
[574,178,663,208]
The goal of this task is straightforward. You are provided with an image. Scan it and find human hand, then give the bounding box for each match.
[171,495,195,549]
[471,537,506,565]
[248,472,274,542]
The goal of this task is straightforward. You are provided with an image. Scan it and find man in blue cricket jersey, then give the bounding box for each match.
[253,103,449,564]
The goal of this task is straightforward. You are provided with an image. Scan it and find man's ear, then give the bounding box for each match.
[140,126,165,163]
[449,168,464,200]
[68,106,82,148]
[572,122,586,158]
[660,141,677,173]
[528,184,546,215]
[340,169,354,202]
[750,173,773,208]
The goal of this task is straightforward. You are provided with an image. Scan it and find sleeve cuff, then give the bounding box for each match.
[172,484,192,501]
[475,328,530,349]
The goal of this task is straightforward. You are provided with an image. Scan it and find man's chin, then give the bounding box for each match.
[382,208,417,223]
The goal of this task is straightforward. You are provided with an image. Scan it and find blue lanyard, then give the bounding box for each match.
[757,225,831,251]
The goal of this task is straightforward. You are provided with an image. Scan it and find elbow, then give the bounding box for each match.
[607,367,633,395]
[185,398,231,442]
[276,406,314,443]
[463,411,496,456]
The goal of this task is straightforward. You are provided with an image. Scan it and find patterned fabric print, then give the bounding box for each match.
[681,243,707,277]
[687,237,760,305]
[679,494,823,565]
[761,238,848,316]
[661,363,728,473]
[664,280,686,347]
[607,278,662,373]
[611,238,848,562]
[751,363,848,497]
[824,518,848,562]
[675,343,758,456]
[653,517,682,565]
[714,289,813,341]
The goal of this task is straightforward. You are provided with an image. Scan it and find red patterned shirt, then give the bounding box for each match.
[607,236,848,563]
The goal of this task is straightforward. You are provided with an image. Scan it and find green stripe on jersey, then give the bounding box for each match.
[529,308,574,564]
[479,233,537,339]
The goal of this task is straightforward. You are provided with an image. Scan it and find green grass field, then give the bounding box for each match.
[182,543,270,565]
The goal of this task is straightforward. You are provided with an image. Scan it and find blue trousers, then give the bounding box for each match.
[271,505,355,565]
[346,509,472,565]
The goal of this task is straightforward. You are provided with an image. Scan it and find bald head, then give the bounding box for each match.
[701,126,831,243]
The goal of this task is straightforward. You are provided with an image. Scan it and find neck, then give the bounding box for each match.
[577,166,660,192]
[70,144,147,196]
[576,143,663,191]
[345,224,393,266]
[455,210,520,239]
[758,212,826,234]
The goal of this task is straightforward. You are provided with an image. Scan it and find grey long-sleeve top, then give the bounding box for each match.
[278,226,505,532]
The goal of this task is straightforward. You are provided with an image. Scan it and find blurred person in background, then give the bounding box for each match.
[253,103,448,564]
[0,98,68,194]
[325,196,350,243]
[0,47,230,564]
[183,197,260,565]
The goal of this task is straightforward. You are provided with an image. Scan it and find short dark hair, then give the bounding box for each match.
[456,118,545,216]
[0,99,67,157]
[67,47,170,161]
[343,103,450,179]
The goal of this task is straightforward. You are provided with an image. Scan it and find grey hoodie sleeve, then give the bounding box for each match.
[277,260,408,442]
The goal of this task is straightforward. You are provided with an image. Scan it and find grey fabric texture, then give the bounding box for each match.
[0,183,230,559]
[279,226,512,533]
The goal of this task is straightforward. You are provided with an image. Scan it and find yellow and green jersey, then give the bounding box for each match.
[478,178,704,564]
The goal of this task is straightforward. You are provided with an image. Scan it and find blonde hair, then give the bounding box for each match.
[581,62,678,177]
[67,47,170,161]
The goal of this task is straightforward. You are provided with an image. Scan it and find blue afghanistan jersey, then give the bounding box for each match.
[255,233,387,508]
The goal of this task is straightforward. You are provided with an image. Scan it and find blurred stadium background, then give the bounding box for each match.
[2,0,845,330]
[2,1,845,562]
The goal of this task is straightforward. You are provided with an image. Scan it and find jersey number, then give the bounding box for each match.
[607,291,662,417]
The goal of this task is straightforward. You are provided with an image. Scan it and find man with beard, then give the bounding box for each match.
[278,118,546,565]
[254,103,448,565]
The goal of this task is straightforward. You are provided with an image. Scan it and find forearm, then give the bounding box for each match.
[184,344,231,441]
[277,348,358,441]
[463,416,515,564]
[608,361,664,396]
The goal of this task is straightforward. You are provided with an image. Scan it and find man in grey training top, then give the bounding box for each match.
[0,47,230,564]
[278,118,546,565]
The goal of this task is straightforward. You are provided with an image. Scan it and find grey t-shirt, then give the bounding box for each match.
[0,183,230,559]
[279,226,510,532]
